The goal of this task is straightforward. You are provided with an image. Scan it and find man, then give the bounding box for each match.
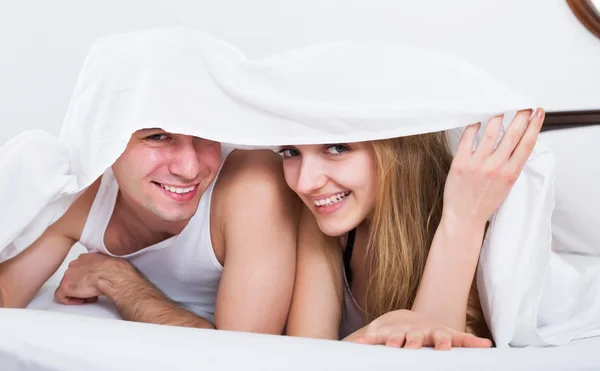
[0,127,299,334]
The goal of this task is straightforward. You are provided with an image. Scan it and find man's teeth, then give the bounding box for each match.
[161,184,196,194]
[313,191,351,207]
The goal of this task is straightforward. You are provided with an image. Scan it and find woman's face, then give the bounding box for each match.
[279,142,378,237]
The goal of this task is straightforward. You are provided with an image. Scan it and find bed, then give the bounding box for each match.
[1,117,600,371]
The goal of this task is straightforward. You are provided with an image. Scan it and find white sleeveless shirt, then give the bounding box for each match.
[79,151,231,324]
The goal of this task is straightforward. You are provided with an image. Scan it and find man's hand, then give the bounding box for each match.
[55,253,134,305]
[55,252,215,329]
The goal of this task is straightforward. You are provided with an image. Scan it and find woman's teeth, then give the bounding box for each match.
[313,191,351,207]
[161,184,196,194]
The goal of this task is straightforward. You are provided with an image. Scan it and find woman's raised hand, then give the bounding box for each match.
[443,108,545,228]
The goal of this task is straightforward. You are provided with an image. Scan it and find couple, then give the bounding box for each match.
[0,30,544,351]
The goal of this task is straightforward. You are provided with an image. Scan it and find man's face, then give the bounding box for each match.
[112,129,221,224]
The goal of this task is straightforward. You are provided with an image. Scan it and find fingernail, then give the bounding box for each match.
[522,108,533,116]
[436,342,451,351]
[536,108,544,119]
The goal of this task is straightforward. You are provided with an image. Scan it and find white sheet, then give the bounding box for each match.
[2,253,598,371]
[541,126,600,256]
[1,27,599,348]
[2,309,600,371]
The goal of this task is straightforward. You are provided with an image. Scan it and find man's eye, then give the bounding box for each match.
[325,145,348,155]
[146,134,169,141]
[278,148,299,158]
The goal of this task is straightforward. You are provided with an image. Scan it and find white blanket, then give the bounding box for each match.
[1,27,599,347]
[1,308,600,371]
[4,247,596,371]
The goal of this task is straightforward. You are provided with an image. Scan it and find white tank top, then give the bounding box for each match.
[79,150,232,324]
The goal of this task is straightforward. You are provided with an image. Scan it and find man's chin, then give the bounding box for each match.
[159,210,197,223]
[150,203,198,223]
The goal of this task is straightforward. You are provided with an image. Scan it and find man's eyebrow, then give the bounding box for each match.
[137,127,166,133]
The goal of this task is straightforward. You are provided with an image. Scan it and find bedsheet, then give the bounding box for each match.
[0,247,596,371]
[1,309,599,371]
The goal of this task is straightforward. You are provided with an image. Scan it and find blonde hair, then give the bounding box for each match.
[364,132,490,339]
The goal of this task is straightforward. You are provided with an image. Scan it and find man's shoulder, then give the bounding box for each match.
[51,176,103,240]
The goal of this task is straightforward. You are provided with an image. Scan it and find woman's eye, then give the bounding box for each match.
[325,145,348,155]
[278,148,299,158]
[146,134,169,141]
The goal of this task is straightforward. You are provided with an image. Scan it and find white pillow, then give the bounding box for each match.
[540,125,600,256]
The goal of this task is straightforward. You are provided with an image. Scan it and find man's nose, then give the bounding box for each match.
[168,137,204,181]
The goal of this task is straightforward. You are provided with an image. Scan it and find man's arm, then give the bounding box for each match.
[82,254,214,329]
[0,229,76,308]
[55,252,215,328]
[0,179,100,308]
[211,150,300,334]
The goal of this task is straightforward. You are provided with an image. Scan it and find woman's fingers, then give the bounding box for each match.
[404,329,425,349]
[472,115,504,161]
[491,109,534,161]
[385,329,407,348]
[354,325,394,345]
[455,122,481,159]
[355,326,493,350]
[431,328,452,350]
[451,331,493,348]
[507,108,545,172]
[353,337,372,345]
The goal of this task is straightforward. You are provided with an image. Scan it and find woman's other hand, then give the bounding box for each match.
[350,310,492,350]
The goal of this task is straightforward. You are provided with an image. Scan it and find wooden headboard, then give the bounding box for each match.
[542,110,600,132]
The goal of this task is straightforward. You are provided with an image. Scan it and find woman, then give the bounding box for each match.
[281,108,545,349]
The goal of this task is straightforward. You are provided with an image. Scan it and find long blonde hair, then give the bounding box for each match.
[364,132,490,338]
